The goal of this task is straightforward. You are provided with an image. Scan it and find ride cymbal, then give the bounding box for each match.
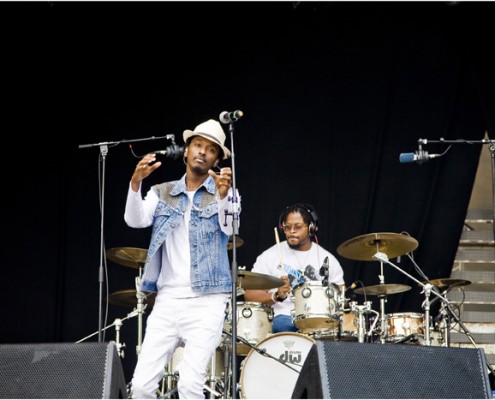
[423,278,471,291]
[228,236,244,250]
[107,247,147,269]
[108,289,156,309]
[353,283,411,296]
[237,270,284,290]
[337,232,418,261]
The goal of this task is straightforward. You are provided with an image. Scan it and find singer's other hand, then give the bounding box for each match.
[208,167,232,199]
[131,153,162,192]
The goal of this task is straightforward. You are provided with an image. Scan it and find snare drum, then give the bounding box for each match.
[385,312,425,341]
[239,332,315,399]
[224,302,274,355]
[292,281,341,332]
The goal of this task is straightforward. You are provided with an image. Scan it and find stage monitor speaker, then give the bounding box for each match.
[292,340,492,399]
[0,341,127,399]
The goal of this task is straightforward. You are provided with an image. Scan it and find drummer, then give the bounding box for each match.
[244,203,345,333]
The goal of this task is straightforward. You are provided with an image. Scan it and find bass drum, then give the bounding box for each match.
[239,332,315,399]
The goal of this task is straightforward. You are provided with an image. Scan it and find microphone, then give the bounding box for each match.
[154,144,185,160]
[344,281,358,292]
[399,149,440,164]
[394,333,418,344]
[319,256,329,285]
[219,110,244,124]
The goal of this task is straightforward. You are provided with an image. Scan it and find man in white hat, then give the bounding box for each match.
[125,119,240,398]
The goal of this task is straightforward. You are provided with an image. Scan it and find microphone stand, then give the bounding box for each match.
[223,121,241,399]
[418,137,495,241]
[78,134,178,342]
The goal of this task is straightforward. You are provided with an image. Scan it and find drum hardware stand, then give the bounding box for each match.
[134,274,146,357]
[349,301,377,343]
[75,308,140,357]
[157,354,224,399]
[373,251,449,346]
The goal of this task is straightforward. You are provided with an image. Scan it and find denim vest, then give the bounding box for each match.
[139,174,232,294]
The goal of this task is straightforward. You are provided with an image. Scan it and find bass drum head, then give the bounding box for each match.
[239,332,315,399]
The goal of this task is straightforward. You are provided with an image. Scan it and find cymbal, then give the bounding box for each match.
[337,232,418,261]
[107,247,147,269]
[423,278,471,291]
[237,270,284,290]
[228,236,244,250]
[108,289,156,309]
[353,283,411,296]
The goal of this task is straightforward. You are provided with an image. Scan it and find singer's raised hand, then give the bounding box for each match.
[130,153,162,192]
[208,166,232,199]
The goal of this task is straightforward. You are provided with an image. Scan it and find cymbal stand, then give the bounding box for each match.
[376,258,388,344]
[114,318,124,357]
[437,294,450,347]
[373,251,449,346]
[76,308,139,353]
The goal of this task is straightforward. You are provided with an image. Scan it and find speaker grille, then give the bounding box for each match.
[0,342,126,399]
[316,341,490,399]
[292,340,492,399]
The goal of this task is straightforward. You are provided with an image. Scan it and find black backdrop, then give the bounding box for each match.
[2,2,494,383]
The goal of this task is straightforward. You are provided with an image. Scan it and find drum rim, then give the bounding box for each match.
[386,312,424,318]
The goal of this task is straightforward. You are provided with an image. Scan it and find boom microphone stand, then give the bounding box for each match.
[78,134,182,342]
[219,110,243,399]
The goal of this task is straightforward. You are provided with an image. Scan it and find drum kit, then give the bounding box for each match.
[104,232,472,399]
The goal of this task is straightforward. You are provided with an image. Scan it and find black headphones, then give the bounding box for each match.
[278,203,319,237]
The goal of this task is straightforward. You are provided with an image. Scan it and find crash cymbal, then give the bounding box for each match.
[237,270,284,290]
[423,278,471,291]
[228,236,244,250]
[353,283,411,296]
[337,232,418,261]
[108,289,156,309]
[107,247,147,269]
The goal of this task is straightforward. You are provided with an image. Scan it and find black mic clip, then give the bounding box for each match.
[154,134,185,160]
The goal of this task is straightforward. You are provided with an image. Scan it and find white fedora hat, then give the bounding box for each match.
[183,119,230,160]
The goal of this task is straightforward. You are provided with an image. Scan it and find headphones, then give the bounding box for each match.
[278,203,319,237]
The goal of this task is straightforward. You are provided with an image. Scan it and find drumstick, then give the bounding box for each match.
[274,227,286,275]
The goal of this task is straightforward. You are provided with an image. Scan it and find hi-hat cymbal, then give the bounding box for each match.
[423,278,471,291]
[337,232,418,261]
[108,289,156,309]
[107,247,147,269]
[237,270,284,290]
[353,283,411,296]
[228,236,244,250]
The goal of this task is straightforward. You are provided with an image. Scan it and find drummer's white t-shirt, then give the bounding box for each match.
[251,240,344,318]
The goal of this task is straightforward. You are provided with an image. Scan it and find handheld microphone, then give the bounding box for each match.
[399,149,440,164]
[154,144,185,160]
[219,110,244,124]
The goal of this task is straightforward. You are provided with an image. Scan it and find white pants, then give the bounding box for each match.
[130,293,228,399]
